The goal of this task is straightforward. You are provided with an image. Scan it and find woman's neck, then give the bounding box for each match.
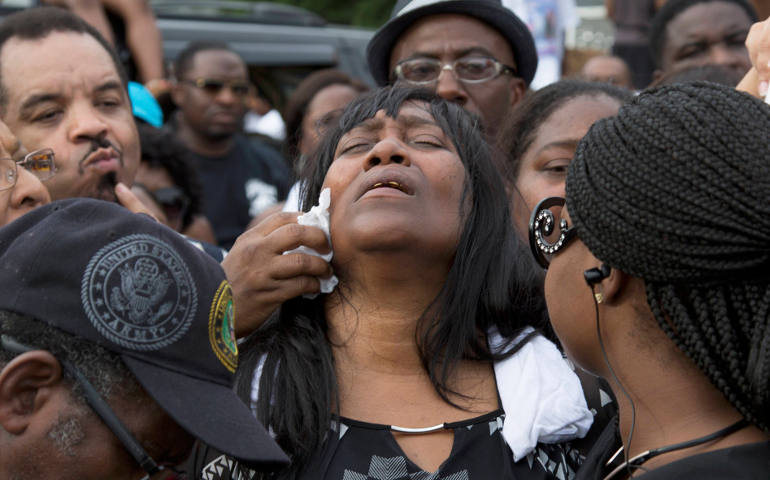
[607,340,768,472]
[325,257,447,374]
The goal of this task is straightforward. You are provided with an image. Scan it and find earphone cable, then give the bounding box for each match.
[591,285,639,478]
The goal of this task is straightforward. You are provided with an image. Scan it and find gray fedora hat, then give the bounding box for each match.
[367,0,538,87]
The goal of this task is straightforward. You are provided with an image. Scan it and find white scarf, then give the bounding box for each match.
[489,326,593,461]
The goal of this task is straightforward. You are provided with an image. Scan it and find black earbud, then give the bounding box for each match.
[584,263,611,286]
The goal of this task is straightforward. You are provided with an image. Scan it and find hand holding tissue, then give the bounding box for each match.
[283,188,338,298]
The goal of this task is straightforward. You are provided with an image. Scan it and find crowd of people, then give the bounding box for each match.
[0,0,769,479]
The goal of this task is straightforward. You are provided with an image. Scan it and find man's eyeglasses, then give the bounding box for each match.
[0,148,57,191]
[392,56,517,85]
[529,196,577,269]
[0,335,183,480]
[182,78,250,97]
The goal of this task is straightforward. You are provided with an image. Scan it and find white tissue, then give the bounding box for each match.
[489,326,593,460]
[283,188,338,298]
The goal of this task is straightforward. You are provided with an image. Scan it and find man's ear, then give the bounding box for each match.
[0,351,63,435]
[509,77,527,109]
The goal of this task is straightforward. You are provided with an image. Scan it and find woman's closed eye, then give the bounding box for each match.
[409,134,446,149]
[541,158,571,176]
[338,138,374,155]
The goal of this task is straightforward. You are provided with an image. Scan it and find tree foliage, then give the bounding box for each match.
[250,0,397,28]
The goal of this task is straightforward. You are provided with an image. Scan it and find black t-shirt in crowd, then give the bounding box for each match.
[187,134,290,249]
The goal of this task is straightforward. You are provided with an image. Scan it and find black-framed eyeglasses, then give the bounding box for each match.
[392,55,517,85]
[0,335,182,480]
[182,78,250,97]
[0,148,57,191]
[529,196,578,270]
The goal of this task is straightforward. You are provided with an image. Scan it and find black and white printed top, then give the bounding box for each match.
[186,369,616,480]
[189,409,583,480]
[185,330,618,480]
[298,410,581,480]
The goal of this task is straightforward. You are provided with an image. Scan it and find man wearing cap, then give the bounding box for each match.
[0,199,287,478]
[367,0,537,137]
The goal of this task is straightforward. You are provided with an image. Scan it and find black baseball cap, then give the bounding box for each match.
[367,0,538,87]
[0,199,288,469]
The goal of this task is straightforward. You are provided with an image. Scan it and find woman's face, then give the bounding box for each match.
[513,94,621,237]
[543,205,605,372]
[323,101,467,267]
[299,84,362,157]
[0,127,51,227]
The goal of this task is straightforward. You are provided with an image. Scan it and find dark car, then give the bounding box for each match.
[0,0,374,108]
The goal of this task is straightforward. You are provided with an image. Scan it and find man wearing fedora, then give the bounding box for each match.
[367,0,538,137]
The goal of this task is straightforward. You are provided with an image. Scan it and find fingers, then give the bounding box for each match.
[229,273,323,338]
[115,182,160,222]
[269,252,334,281]
[246,210,304,235]
[224,211,335,338]
[250,275,323,302]
[0,120,24,161]
[743,17,770,98]
[241,211,332,255]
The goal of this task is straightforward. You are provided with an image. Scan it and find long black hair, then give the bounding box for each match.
[567,82,770,433]
[236,87,546,477]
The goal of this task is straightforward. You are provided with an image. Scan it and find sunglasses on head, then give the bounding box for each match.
[528,196,578,269]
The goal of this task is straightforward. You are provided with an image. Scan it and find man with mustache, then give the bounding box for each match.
[169,42,290,249]
[0,7,141,204]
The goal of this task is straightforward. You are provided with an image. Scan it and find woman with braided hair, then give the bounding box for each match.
[530,82,770,479]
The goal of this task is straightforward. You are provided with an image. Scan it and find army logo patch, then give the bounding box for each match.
[81,234,197,350]
[208,281,238,372]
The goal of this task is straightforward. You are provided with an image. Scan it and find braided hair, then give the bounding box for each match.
[566,82,770,431]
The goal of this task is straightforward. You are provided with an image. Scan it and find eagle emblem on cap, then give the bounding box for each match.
[82,234,197,350]
[110,258,172,324]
